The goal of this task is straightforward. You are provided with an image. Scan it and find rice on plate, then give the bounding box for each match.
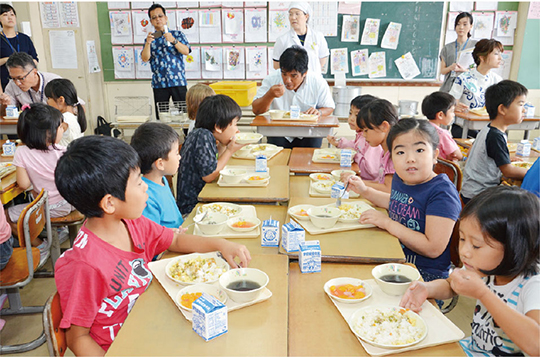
[167,254,229,285]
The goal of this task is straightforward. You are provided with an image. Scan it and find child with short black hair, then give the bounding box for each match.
[54,135,250,355]
[400,186,540,356]
[422,91,463,161]
[176,94,245,215]
[461,80,529,204]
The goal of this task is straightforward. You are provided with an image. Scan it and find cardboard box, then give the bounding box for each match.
[299,240,321,273]
[209,81,257,107]
[261,218,279,247]
[281,221,305,252]
[192,293,228,341]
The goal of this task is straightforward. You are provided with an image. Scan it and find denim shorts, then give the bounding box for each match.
[0,236,14,270]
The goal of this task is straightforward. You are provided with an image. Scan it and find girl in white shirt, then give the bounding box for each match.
[45,78,86,147]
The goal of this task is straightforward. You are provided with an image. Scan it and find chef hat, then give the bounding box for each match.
[288,2,312,20]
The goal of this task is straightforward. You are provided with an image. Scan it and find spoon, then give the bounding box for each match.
[185,211,208,228]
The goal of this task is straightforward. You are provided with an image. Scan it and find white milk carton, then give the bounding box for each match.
[281,221,305,252]
[533,137,540,151]
[2,140,16,156]
[516,140,532,157]
[5,105,18,118]
[524,103,535,118]
[255,154,267,172]
[340,149,352,167]
[299,240,321,273]
[192,293,228,341]
[261,218,279,247]
[331,182,349,199]
[290,105,300,119]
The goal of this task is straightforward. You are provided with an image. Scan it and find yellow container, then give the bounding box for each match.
[209,81,258,107]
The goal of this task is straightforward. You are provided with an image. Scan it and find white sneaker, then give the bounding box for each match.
[57,227,69,245]
[37,240,50,268]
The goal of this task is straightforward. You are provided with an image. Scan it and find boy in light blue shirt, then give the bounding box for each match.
[131,122,184,229]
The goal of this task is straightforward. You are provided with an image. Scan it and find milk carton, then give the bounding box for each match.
[5,105,18,118]
[331,182,349,199]
[290,105,300,119]
[340,149,352,167]
[192,293,228,341]
[533,137,540,151]
[2,140,16,156]
[299,240,321,273]
[516,140,531,157]
[524,103,535,118]
[281,221,305,252]
[255,154,267,172]
[261,218,279,247]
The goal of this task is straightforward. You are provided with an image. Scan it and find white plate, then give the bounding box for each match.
[165,252,230,285]
[235,133,263,145]
[249,143,278,153]
[196,202,243,218]
[337,202,374,223]
[312,180,335,194]
[175,283,228,311]
[324,277,373,304]
[309,173,334,182]
[288,204,314,221]
[349,305,427,348]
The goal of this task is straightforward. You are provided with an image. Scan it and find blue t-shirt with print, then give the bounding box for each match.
[388,174,461,277]
[149,30,190,89]
[142,176,183,228]
[177,128,218,215]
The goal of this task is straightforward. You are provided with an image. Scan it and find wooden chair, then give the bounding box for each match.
[43,292,67,357]
[434,158,463,191]
[0,189,51,353]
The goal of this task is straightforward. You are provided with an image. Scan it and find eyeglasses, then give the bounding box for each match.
[150,14,165,21]
[9,68,34,83]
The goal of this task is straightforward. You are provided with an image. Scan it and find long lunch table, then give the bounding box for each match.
[288,147,360,174]
[198,165,290,204]
[288,262,465,356]
[227,148,291,166]
[0,116,18,135]
[106,254,289,356]
[279,196,405,264]
[454,112,540,139]
[250,114,339,138]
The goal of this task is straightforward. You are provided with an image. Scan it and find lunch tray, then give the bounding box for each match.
[309,181,360,198]
[329,279,465,356]
[232,146,284,160]
[193,205,260,238]
[148,254,272,321]
[312,148,357,164]
[217,166,270,187]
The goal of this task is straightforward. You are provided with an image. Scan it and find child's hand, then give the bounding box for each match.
[399,281,429,313]
[347,175,367,195]
[340,171,354,183]
[448,268,489,300]
[359,209,390,230]
[219,241,251,268]
[327,135,340,147]
[226,136,246,154]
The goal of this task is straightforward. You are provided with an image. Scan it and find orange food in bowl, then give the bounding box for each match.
[180,292,203,309]
[296,209,309,217]
[248,176,265,181]
[329,284,366,299]
[316,174,331,180]
[231,220,255,228]
[321,155,336,159]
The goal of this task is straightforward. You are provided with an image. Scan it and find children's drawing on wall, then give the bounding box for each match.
[204,49,221,71]
[330,48,348,74]
[227,49,240,70]
[351,49,368,76]
[368,51,386,78]
[110,11,132,44]
[268,10,289,42]
[495,11,517,37]
[223,9,243,43]
[177,10,199,44]
[472,12,494,39]
[381,22,402,50]
[491,50,512,79]
[224,47,245,79]
[185,47,202,80]
[341,15,359,42]
[395,52,421,80]
[134,47,152,79]
[113,46,135,79]
[132,10,154,44]
[245,8,267,43]
[246,46,267,79]
[199,9,221,43]
[360,18,380,46]
[202,47,223,79]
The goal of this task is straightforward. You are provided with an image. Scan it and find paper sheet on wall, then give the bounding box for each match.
[361,18,380,46]
[395,52,420,80]
[475,2,498,11]
[268,10,288,42]
[131,2,153,10]
[185,46,201,79]
[494,31,514,46]
[246,8,268,43]
[457,47,475,69]
[112,46,135,79]
[223,47,245,79]
[269,2,290,11]
[245,46,267,79]
[59,2,79,27]
[132,10,154,44]
[311,2,338,37]
[222,9,244,43]
[381,22,402,50]
[223,2,244,7]
[110,11,133,44]
[268,47,277,73]
[472,12,494,40]
[330,48,348,74]
[40,2,60,28]
[447,12,459,31]
[445,29,457,45]
[167,11,177,31]
[449,2,473,12]
[200,1,221,7]
[134,46,152,79]
[351,49,368,76]
[177,10,199,44]
[199,9,221,43]
[338,2,361,15]
[491,50,512,79]
[108,2,130,10]
[202,47,223,79]
[178,2,199,8]
[368,51,386,78]
[529,2,540,19]
[495,11,518,37]
[341,15,360,42]
[49,30,78,69]
[86,40,101,73]
[249,2,267,7]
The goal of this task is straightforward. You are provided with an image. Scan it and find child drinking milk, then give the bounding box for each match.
[400,186,539,356]
[347,118,462,281]
[45,78,87,146]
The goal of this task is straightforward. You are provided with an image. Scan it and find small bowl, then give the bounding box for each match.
[227,216,261,232]
[219,268,269,303]
[288,204,314,221]
[268,110,287,119]
[337,203,371,224]
[312,180,335,194]
[309,173,334,182]
[175,283,228,311]
[372,263,421,296]
[220,168,248,184]
[235,132,263,145]
[244,172,270,185]
[307,206,341,229]
[323,277,373,304]
[196,212,228,235]
[331,169,356,182]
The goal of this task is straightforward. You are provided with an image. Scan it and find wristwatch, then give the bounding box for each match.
[172,39,179,45]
